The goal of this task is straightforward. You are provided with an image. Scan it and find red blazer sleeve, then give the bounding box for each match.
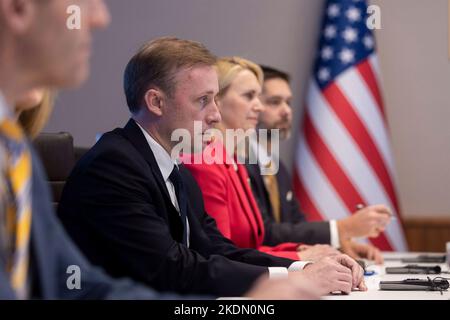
[258,243,300,260]
[185,162,301,261]
[184,151,301,261]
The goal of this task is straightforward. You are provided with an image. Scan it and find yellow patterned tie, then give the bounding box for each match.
[0,117,32,299]
[263,161,281,223]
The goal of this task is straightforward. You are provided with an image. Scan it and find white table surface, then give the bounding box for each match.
[323,252,450,300]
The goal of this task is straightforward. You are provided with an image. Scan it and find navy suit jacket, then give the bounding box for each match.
[246,161,331,246]
[58,119,294,297]
[0,145,187,299]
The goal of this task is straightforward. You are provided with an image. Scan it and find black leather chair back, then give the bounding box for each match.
[33,133,81,211]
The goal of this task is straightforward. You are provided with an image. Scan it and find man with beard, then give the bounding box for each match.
[246,65,391,263]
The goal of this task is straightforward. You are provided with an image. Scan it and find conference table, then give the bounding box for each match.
[324,252,450,300]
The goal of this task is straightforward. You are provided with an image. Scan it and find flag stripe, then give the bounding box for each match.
[337,64,395,177]
[295,136,349,221]
[293,166,371,246]
[356,59,386,119]
[365,55,402,190]
[303,113,362,209]
[302,113,393,250]
[293,0,407,251]
[368,55,382,88]
[305,81,407,250]
[307,80,394,210]
[292,168,324,222]
[322,82,400,214]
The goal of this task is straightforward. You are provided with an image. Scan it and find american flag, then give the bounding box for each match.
[293,0,407,251]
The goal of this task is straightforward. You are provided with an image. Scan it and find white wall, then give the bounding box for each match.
[45,0,450,218]
[46,0,323,149]
[372,0,450,217]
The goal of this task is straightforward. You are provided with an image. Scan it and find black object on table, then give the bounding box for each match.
[379,277,449,292]
[400,254,446,263]
[385,265,442,274]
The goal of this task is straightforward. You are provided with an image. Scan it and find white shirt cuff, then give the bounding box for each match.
[268,261,311,279]
[288,261,311,271]
[329,220,340,248]
[268,267,288,279]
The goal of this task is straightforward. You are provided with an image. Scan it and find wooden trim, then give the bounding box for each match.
[404,217,450,227]
[403,217,450,252]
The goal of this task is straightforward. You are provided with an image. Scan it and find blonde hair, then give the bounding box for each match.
[17,90,54,138]
[215,56,263,98]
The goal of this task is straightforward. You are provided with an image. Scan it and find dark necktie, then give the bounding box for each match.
[169,166,188,246]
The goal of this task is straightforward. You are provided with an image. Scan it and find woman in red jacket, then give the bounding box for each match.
[182,57,338,261]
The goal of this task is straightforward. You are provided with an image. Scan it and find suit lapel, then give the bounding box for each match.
[121,119,184,241]
[30,150,54,298]
[247,162,275,220]
[121,119,172,203]
[30,211,50,298]
[235,164,265,241]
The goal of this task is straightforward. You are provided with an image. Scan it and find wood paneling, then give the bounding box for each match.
[403,217,450,252]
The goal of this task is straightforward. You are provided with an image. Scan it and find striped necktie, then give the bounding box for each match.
[0,117,32,299]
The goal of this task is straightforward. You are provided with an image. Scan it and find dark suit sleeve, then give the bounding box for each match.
[247,163,332,246]
[275,163,332,245]
[52,208,187,300]
[58,144,274,297]
[28,147,192,300]
[0,265,16,299]
[180,166,297,267]
[263,218,332,246]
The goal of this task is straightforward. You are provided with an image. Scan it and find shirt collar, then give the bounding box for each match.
[136,122,178,182]
[0,91,12,121]
[249,136,272,168]
[249,136,280,175]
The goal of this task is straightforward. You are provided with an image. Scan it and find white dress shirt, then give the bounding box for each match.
[0,91,10,189]
[0,92,9,267]
[0,91,9,119]
[137,123,190,247]
[137,123,308,277]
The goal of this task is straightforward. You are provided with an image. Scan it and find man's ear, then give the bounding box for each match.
[143,88,165,117]
[0,0,38,34]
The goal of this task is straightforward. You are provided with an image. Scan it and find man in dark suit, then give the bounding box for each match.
[0,145,183,299]
[247,160,332,245]
[249,65,391,263]
[0,0,312,300]
[0,0,188,299]
[58,37,366,297]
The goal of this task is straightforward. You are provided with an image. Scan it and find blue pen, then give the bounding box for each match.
[364,270,376,276]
